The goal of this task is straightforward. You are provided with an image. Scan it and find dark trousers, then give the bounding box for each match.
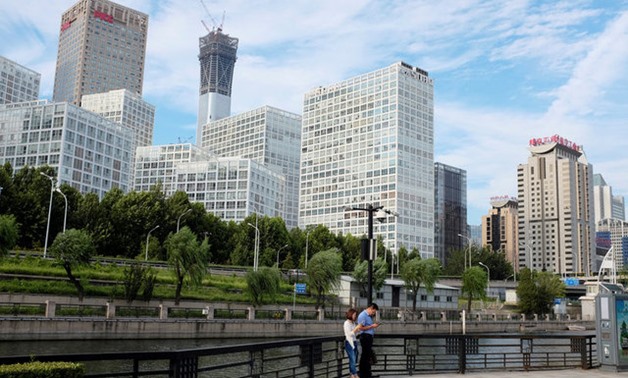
[359,333,374,378]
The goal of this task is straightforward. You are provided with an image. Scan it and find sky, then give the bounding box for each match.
[1,0,627,224]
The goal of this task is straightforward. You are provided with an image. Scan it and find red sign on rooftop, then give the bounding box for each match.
[529,134,579,151]
[60,21,72,32]
[94,10,114,23]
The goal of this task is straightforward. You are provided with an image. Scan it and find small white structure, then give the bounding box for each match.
[334,275,459,310]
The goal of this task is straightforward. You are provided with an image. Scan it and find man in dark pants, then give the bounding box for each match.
[357,303,380,378]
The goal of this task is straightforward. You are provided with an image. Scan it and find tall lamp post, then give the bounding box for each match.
[145,225,160,261]
[55,188,67,233]
[177,208,192,232]
[457,233,472,269]
[304,230,310,269]
[40,172,54,259]
[479,261,490,295]
[247,222,260,271]
[346,204,383,305]
[276,244,289,267]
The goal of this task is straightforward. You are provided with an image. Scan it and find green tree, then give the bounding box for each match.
[123,264,156,303]
[461,266,487,313]
[306,248,343,309]
[352,258,388,298]
[516,268,565,315]
[245,267,282,307]
[165,227,209,305]
[401,258,441,311]
[0,215,19,257]
[49,229,95,301]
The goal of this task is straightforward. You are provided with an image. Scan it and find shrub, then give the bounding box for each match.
[0,361,84,377]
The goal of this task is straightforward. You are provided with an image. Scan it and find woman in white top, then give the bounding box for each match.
[344,308,361,378]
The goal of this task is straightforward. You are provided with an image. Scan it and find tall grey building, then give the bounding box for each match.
[53,0,148,105]
[0,56,40,104]
[517,135,595,275]
[199,106,301,228]
[593,173,625,223]
[434,162,467,266]
[299,62,435,256]
[197,27,238,144]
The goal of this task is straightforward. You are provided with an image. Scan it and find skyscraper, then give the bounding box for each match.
[593,173,625,223]
[482,196,519,270]
[517,135,595,275]
[197,28,238,144]
[0,56,40,105]
[299,62,435,256]
[434,162,467,266]
[199,106,301,228]
[53,0,148,105]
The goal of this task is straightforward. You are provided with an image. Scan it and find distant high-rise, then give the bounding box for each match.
[434,162,467,266]
[0,56,40,104]
[53,0,148,105]
[593,173,625,223]
[482,196,519,270]
[517,135,595,275]
[197,28,238,144]
[299,62,435,256]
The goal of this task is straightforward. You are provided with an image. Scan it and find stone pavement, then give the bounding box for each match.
[379,367,628,377]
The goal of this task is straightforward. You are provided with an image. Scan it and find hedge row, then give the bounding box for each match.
[0,361,84,378]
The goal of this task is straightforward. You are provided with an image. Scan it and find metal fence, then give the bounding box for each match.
[0,333,596,377]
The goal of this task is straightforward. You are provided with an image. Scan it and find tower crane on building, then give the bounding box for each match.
[199,0,224,32]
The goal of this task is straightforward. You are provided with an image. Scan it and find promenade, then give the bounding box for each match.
[386,367,626,377]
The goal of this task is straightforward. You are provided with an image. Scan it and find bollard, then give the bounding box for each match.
[317,308,325,321]
[203,306,214,320]
[491,313,497,321]
[247,307,255,320]
[284,308,292,321]
[45,300,56,318]
[420,311,426,321]
[159,304,168,320]
[440,312,447,321]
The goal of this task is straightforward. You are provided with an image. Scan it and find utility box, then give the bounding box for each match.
[596,283,628,371]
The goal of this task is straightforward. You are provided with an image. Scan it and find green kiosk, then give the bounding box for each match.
[596,283,628,371]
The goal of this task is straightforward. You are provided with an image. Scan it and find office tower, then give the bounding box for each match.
[81,89,155,147]
[517,135,595,275]
[593,173,625,223]
[134,143,286,222]
[468,224,482,246]
[0,56,40,104]
[53,0,148,105]
[481,196,519,270]
[300,62,434,256]
[0,100,134,196]
[199,106,301,228]
[197,28,238,144]
[434,162,467,266]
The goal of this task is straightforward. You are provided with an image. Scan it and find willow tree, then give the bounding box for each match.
[401,257,441,311]
[306,248,343,309]
[461,266,487,313]
[165,227,209,305]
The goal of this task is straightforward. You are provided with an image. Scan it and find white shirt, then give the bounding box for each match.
[344,319,358,348]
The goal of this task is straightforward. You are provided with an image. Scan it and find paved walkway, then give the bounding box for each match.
[378,367,628,377]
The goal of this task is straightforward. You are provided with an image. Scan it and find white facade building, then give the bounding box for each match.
[517,135,595,275]
[0,56,40,105]
[199,106,301,228]
[593,173,625,223]
[134,143,287,223]
[0,100,134,196]
[299,62,435,256]
[81,89,155,147]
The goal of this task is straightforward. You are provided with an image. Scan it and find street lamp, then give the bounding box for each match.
[305,229,310,269]
[479,261,490,294]
[145,225,160,261]
[457,233,472,269]
[247,222,260,271]
[276,244,289,267]
[345,204,387,305]
[40,172,54,259]
[177,208,192,232]
[55,188,67,233]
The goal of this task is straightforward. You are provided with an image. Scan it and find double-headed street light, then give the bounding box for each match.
[177,208,192,232]
[145,225,160,261]
[457,233,473,269]
[40,172,55,259]
[55,188,67,233]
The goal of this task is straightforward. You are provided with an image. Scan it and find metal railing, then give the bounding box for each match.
[0,333,596,377]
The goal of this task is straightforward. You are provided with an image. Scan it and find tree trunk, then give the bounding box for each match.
[64,262,84,302]
[412,294,417,312]
[467,293,472,313]
[175,277,183,305]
